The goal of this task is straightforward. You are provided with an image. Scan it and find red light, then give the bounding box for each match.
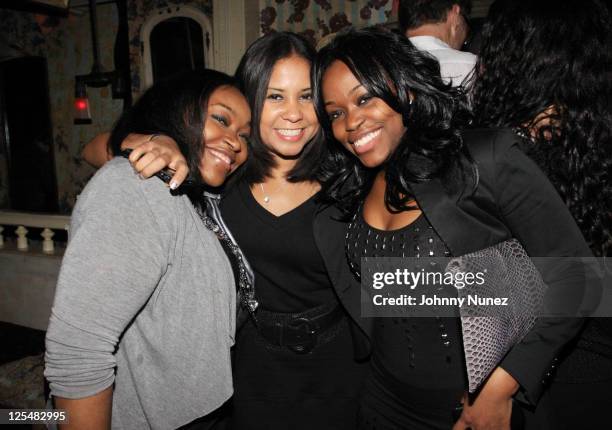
[74,93,92,124]
[76,99,88,110]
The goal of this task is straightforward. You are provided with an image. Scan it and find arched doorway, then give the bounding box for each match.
[141,6,213,88]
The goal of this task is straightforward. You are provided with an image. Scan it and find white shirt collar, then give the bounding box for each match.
[408,35,452,51]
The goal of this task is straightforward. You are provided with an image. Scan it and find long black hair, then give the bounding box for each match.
[470,0,612,256]
[312,26,472,216]
[234,31,327,184]
[109,70,237,185]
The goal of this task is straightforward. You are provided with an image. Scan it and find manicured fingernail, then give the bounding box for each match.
[169,181,178,190]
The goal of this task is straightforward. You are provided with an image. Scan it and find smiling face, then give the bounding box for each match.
[322,60,407,169]
[258,55,319,160]
[199,85,251,187]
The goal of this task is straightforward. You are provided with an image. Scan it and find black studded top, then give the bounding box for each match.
[346,206,468,393]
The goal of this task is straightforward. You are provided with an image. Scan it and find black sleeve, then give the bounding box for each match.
[491,131,592,406]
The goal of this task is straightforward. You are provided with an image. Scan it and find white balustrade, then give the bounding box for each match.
[41,228,55,253]
[0,210,70,254]
[16,225,28,250]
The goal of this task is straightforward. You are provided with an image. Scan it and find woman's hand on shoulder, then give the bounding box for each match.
[124,134,189,189]
[453,367,519,430]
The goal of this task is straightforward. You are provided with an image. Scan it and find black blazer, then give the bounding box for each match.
[313,128,592,406]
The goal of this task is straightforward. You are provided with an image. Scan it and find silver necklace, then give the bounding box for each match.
[259,181,318,204]
[258,181,288,204]
[259,183,270,204]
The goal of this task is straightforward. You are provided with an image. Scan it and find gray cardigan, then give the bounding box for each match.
[45,158,236,430]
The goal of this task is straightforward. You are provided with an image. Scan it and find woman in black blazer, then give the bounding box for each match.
[470,1,612,428]
[313,27,592,430]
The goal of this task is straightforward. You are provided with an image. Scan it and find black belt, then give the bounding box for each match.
[256,305,344,354]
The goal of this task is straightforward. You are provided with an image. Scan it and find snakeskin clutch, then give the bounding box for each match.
[446,239,548,393]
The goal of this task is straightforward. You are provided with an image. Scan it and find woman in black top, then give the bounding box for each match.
[220,32,365,430]
[313,27,592,430]
[344,211,467,429]
[470,1,612,428]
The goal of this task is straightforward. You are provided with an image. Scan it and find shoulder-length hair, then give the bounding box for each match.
[234,31,327,184]
[312,26,472,217]
[470,0,612,256]
[109,70,237,186]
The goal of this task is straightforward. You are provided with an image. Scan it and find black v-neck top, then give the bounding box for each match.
[220,180,336,313]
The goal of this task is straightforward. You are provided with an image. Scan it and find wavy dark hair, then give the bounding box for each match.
[312,26,472,217]
[109,70,237,186]
[470,0,612,256]
[234,31,326,184]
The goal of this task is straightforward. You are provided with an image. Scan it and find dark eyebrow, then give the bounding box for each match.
[211,103,233,113]
[349,84,363,94]
[268,87,311,92]
[324,83,364,106]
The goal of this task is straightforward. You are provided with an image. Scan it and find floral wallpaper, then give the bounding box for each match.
[0,5,123,213]
[126,0,212,99]
[259,0,394,46]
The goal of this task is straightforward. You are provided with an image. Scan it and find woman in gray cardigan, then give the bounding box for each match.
[44,70,251,430]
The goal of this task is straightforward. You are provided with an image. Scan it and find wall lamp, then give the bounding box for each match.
[73,0,129,124]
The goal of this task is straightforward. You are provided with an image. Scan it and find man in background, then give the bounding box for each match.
[399,0,476,87]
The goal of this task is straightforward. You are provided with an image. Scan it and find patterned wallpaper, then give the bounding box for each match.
[0,5,123,213]
[259,0,394,46]
[127,0,212,98]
